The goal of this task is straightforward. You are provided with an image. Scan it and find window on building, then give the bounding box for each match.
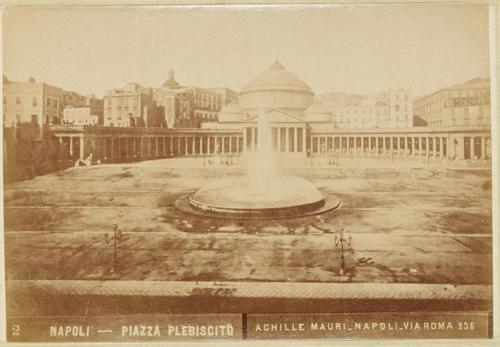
[3,97,6,104]
[463,108,470,124]
[16,114,21,123]
[16,97,21,105]
[395,105,400,111]
[32,97,38,107]
[31,114,39,124]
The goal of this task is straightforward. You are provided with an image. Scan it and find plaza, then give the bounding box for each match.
[4,158,491,287]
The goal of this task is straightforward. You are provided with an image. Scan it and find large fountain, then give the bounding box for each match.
[176,109,341,219]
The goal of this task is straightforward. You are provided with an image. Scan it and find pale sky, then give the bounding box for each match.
[2,4,490,98]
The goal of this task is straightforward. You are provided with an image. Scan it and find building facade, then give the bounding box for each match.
[3,76,97,127]
[190,87,224,126]
[210,87,239,107]
[63,107,99,125]
[63,94,103,125]
[317,89,413,129]
[103,82,155,127]
[413,77,491,127]
[3,77,63,127]
[154,71,237,128]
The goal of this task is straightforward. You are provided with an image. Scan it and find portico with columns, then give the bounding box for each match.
[51,123,491,165]
[51,125,243,163]
[307,125,491,161]
[241,109,308,154]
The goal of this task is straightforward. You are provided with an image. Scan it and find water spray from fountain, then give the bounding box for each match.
[177,107,341,219]
[246,109,277,196]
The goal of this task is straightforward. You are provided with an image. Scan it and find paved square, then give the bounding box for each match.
[4,159,492,285]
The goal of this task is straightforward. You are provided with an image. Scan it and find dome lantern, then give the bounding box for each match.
[162,70,180,88]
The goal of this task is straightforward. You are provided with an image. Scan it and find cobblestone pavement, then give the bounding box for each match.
[7,280,492,301]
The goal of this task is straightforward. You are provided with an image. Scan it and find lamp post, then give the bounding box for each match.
[104,224,123,273]
[334,226,351,275]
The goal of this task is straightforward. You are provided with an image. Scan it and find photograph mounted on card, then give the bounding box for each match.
[1,2,494,342]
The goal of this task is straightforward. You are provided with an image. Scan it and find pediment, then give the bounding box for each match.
[244,108,305,123]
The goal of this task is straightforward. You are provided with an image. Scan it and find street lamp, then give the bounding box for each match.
[104,224,123,273]
[334,226,352,275]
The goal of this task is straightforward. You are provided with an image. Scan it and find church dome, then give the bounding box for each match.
[241,60,313,94]
[217,102,245,122]
[239,60,314,117]
[162,70,180,88]
[304,102,332,123]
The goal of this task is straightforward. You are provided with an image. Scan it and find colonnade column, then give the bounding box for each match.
[285,128,290,152]
[252,128,256,152]
[443,137,447,158]
[79,135,84,160]
[481,137,486,159]
[118,137,122,159]
[294,128,298,152]
[276,128,281,152]
[69,136,74,157]
[470,136,475,160]
[242,128,247,152]
[302,128,307,154]
[432,137,436,158]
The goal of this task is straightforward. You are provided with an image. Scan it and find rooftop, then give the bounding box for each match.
[240,60,313,95]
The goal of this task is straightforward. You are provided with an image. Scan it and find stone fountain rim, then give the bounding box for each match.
[191,175,325,210]
[174,193,342,220]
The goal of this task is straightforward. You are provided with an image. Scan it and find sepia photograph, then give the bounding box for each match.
[1,3,495,342]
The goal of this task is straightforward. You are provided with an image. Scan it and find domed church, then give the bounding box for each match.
[207,60,330,156]
[239,60,314,116]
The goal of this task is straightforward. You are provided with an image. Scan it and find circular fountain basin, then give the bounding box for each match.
[175,175,341,219]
